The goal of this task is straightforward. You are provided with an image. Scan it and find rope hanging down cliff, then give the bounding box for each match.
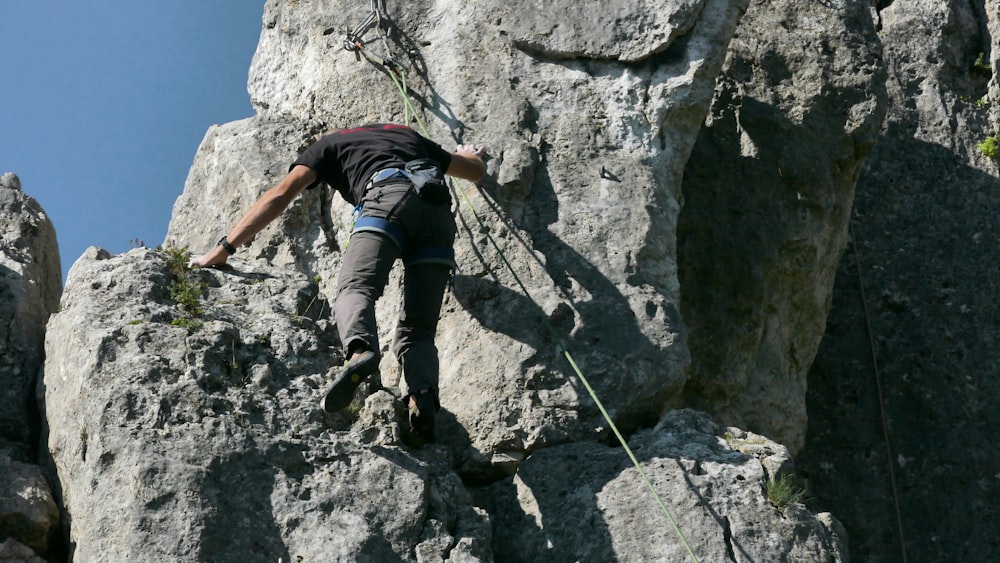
[340,5,701,562]
[848,222,908,563]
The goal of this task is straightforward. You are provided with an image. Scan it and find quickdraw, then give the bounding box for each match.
[342,0,399,70]
[341,2,427,134]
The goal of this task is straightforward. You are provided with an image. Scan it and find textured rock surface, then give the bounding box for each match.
[677,0,886,453]
[0,455,59,556]
[0,173,61,457]
[44,0,855,559]
[165,116,336,274]
[499,0,705,63]
[43,248,492,561]
[168,0,750,475]
[801,0,1000,561]
[42,248,842,561]
[0,538,46,563]
[0,173,61,562]
[486,410,845,562]
[38,0,1000,559]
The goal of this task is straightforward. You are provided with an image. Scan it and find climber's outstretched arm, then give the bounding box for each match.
[189,165,317,268]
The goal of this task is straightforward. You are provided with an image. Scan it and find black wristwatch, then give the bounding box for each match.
[217,236,237,255]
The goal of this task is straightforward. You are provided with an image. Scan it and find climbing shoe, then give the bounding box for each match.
[408,389,438,442]
[322,350,379,413]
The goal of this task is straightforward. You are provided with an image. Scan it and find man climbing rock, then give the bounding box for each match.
[189,123,486,441]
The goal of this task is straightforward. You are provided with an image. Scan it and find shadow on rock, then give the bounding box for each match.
[197,447,295,563]
[802,123,1000,563]
[453,167,685,437]
[480,410,766,562]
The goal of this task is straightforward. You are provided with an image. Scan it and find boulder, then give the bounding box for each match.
[486,410,846,562]
[0,173,61,456]
[43,248,491,561]
[0,454,59,556]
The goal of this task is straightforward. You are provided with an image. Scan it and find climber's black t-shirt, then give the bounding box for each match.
[290,124,452,205]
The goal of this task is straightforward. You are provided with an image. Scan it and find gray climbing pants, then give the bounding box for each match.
[334,181,456,396]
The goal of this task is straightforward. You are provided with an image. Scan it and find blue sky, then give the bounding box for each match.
[1,2,265,280]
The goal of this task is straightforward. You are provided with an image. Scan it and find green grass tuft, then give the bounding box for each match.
[973,52,993,75]
[160,246,206,331]
[979,135,1000,159]
[767,473,807,509]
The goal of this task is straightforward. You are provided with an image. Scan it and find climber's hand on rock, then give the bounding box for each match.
[456,144,486,158]
[188,247,229,269]
[448,145,487,182]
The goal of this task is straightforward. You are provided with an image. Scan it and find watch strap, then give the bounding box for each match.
[217,236,237,255]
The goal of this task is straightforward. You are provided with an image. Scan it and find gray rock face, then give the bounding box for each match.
[0,455,59,556]
[499,0,705,63]
[0,173,61,562]
[0,537,46,563]
[44,248,492,561]
[169,0,750,474]
[44,248,845,561]
[44,251,843,560]
[166,116,342,280]
[802,0,1000,561]
[487,410,845,562]
[0,173,61,456]
[677,0,887,453]
[33,0,923,559]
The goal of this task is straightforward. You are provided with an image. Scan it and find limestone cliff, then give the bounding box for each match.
[3,0,997,561]
[42,247,845,560]
[678,0,885,453]
[0,173,60,455]
[0,173,61,560]
[166,0,752,473]
[46,0,848,560]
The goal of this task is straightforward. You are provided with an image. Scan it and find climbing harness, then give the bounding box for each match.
[348,168,407,239]
[849,222,909,563]
[348,162,453,264]
[339,5,700,561]
[365,168,408,191]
